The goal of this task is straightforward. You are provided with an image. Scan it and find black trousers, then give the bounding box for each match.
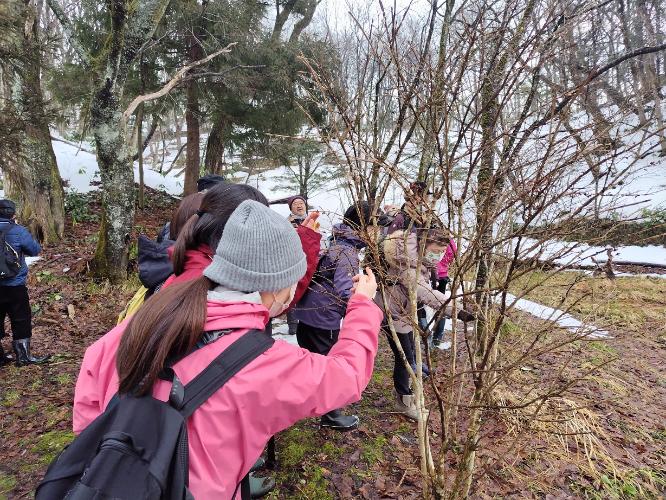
[0,285,32,341]
[384,327,416,396]
[296,322,339,356]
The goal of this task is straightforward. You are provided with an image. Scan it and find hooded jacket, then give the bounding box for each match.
[0,218,41,286]
[377,230,454,333]
[436,239,457,279]
[73,295,382,499]
[292,224,366,330]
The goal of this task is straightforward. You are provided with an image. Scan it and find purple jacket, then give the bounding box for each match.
[293,224,366,330]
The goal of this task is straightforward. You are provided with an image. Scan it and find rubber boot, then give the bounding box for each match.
[12,338,50,367]
[249,473,275,498]
[0,343,13,367]
[320,408,359,431]
[250,457,265,473]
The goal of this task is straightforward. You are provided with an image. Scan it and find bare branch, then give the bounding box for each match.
[122,43,236,122]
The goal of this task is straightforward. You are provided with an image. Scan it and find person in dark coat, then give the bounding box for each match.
[0,199,49,367]
[293,201,372,431]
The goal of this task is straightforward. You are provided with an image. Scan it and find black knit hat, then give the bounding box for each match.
[197,174,226,192]
[343,201,371,229]
[0,199,16,218]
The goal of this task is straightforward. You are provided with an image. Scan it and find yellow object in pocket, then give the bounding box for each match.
[117,286,149,324]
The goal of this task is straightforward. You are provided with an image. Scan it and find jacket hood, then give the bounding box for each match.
[332,223,366,249]
[383,230,429,271]
[204,299,269,331]
[167,244,214,269]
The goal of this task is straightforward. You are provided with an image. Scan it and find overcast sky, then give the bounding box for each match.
[313,0,431,34]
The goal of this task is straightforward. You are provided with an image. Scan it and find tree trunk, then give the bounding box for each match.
[204,115,227,175]
[184,37,202,195]
[137,104,145,209]
[637,0,666,154]
[619,0,649,125]
[0,0,65,244]
[91,81,136,281]
[87,0,170,281]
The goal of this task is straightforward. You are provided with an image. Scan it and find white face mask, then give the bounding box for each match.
[268,284,297,317]
[423,251,444,267]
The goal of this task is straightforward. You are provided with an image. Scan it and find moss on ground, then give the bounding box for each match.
[361,435,387,465]
[1,389,20,407]
[0,472,17,499]
[32,430,75,465]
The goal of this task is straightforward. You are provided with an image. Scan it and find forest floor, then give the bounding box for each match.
[0,192,664,499]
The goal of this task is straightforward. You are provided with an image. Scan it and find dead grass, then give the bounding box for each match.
[514,271,666,334]
[488,271,666,498]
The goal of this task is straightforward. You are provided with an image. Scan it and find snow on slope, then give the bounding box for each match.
[522,239,666,267]
[52,139,184,196]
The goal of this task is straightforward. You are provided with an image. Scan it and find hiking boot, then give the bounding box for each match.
[0,343,13,367]
[396,392,419,420]
[12,338,51,367]
[249,473,275,498]
[320,408,359,431]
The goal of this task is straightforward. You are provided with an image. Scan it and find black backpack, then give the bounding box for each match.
[0,224,21,280]
[36,329,274,500]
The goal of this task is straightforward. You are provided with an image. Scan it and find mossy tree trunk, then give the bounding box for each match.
[204,115,229,176]
[84,0,170,281]
[0,0,65,244]
[184,30,203,196]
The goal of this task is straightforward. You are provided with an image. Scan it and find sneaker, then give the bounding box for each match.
[320,409,359,431]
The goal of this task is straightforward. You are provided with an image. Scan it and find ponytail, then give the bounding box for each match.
[171,183,269,276]
[117,276,212,395]
[171,214,201,275]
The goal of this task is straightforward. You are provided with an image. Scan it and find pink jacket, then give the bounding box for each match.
[436,239,457,278]
[73,295,382,499]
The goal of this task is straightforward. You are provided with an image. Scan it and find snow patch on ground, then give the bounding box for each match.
[52,139,184,196]
[523,239,666,267]
[25,257,41,267]
[270,319,300,346]
[504,293,610,339]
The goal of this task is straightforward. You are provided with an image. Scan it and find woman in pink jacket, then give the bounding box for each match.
[431,238,457,348]
[73,200,382,499]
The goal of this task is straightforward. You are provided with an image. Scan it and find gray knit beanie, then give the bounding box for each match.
[203,200,307,291]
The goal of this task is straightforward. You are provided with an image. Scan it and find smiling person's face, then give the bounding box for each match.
[291,199,307,216]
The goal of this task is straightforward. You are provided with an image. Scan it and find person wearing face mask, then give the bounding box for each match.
[131,183,322,497]
[378,227,473,420]
[73,200,382,499]
[292,201,372,431]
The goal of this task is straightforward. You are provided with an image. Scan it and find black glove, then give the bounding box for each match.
[457,309,475,322]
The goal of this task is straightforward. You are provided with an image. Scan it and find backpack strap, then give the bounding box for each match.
[175,329,274,418]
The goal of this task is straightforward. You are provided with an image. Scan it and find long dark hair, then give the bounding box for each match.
[117,276,211,395]
[169,192,204,240]
[172,183,268,275]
